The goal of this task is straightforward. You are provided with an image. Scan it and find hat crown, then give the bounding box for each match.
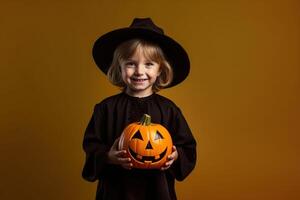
[129,18,164,34]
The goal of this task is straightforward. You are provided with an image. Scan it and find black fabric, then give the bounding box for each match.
[82,92,197,200]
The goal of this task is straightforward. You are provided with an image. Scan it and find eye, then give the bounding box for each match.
[145,62,154,68]
[125,62,135,67]
[154,131,164,140]
[132,130,143,140]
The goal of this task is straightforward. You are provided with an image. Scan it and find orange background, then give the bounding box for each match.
[1,0,299,199]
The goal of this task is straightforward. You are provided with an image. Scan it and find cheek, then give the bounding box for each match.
[147,70,159,77]
[149,67,161,78]
[121,68,133,79]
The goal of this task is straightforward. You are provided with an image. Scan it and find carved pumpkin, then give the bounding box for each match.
[118,114,173,169]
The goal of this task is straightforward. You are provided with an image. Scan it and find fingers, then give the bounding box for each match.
[167,151,177,161]
[121,162,133,170]
[161,145,178,171]
[108,138,133,168]
[117,156,131,163]
[118,152,133,170]
[115,150,127,157]
[167,154,174,160]
[114,150,134,169]
[172,145,177,151]
[160,158,174,171]
[160,164,171,171]
[114,150,131,161]
[160,166,169,171]
[165,160,174,167]
[168,145,178,161]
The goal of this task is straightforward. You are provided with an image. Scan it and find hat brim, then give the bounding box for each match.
[92,28,190,88]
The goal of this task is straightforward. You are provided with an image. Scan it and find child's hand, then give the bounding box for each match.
[160,145,178,171]
[107,137,133,170]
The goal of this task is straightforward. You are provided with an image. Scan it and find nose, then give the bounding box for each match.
[134,64,145,76]
[145,141,153,149]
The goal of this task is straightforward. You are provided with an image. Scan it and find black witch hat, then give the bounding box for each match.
[92,17,190,88]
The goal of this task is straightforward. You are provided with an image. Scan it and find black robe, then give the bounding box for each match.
[82,92,197,200]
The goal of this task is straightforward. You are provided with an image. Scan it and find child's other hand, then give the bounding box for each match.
[160,145,178,171]
[107,137,133,170]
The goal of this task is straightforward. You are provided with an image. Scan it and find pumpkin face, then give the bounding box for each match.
[118,114,173,169]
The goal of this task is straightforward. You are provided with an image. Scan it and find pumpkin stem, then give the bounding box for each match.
[140,114,151,125]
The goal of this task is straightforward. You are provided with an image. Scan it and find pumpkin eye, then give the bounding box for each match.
[154,131,164,140]
[132,130,143,140]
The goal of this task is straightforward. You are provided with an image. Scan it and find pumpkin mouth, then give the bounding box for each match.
[129,147,167,163]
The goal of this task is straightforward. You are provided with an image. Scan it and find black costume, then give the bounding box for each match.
[82,92,197,200]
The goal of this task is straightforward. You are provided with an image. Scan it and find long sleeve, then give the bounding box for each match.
[167,106,197,181]
[82,104,110,182]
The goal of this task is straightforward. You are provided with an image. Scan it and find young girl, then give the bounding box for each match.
[82,18,197,200]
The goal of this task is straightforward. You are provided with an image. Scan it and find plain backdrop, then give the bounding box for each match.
[0,0,299,199]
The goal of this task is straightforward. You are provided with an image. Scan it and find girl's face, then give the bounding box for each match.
[120,47,161,97]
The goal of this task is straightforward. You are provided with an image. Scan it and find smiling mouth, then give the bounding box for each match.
[131,78,148,82]
[129,147,167,162]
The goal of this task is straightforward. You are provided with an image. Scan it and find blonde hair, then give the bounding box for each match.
[107,38,173,92]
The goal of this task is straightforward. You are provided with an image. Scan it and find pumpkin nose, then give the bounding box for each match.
[146,141,153,149]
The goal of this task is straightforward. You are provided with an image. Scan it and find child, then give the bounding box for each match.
[82,18,197,200]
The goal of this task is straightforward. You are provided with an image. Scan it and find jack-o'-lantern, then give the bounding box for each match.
[118,114,173,169]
